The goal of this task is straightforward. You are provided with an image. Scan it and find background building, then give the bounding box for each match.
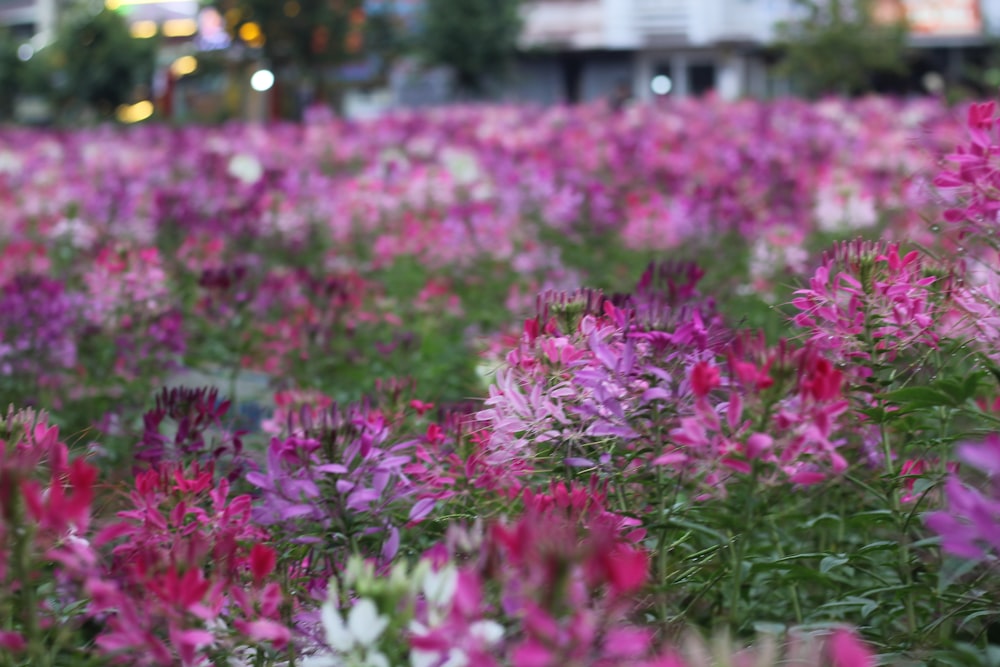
[5,0,1000,118]
[515,0,1000,104]
[515,0,795,103]
[0,0,62,43]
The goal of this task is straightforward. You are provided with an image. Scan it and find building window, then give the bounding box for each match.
[688,63,716,96]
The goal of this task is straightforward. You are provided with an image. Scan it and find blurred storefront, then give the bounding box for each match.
[513,0,1000,103]
[875,0,1000,94]
[516,0,795,103]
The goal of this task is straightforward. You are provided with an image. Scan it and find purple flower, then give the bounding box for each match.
[246,400,417,567]
[926,434,1000,560]
[0,275,82,381]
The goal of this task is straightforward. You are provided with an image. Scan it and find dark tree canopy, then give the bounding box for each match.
[417,0,523,94]
[214,0,367,70]
[0,29,20,119]
[777,0,911,97]
[50,9,156,115]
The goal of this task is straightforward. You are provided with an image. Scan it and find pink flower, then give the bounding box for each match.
[690,361,721,398]
[828,629,876,667]
[600,544,648,596]
[0,630,26,652]
[249,543,277,586]
[791,240,945,365]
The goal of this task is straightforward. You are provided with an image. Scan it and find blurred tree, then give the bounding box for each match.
[776,0,911,97]
[49,8,156,118]
[416,0,523,95]
[0,29,57,122]
[215,0,362,69]
[211,0,406,114]
[0,29,20,119]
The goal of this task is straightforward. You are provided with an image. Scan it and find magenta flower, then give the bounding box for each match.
[92,462,289,665]
[791,240,945,365]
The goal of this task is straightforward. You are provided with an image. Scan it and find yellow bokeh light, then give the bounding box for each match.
[170,55,198,78]
[162,18,197,37]
[105,0,121,10]
[238,21,261,42]
[116,100,154,124]
[129,20,158,38]
[283,1,300,17]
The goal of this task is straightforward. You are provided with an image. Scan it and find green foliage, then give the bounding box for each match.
[0,29,52,121]
[776,0,911,97]
[416,0,523,94]
[210,0,405,114]
[0,29,20,119]
[49,9,156,117]
[215,0,363,70]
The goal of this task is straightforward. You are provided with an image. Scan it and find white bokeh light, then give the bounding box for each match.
[650,75,672,96]
[250,69,275,92]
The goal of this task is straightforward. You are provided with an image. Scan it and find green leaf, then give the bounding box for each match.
[881,386,955,409]
[938,555,984,592]
[819,554,849,574]
[804,513,843,528]
[857,540,898,554]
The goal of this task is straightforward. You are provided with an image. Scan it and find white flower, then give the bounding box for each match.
[321,598,389,653]
[440,148,481,185]
[51,216,97,249]
[303,598,391,667]
[468,620,504,645]
[410,649,438,667]
[321,601,353,652]
[227,153,263,184]
[348,599,390,647]
[422,565,458,609]
[0,150,22,174]
[440,649,469,667]
[411,647,467,667]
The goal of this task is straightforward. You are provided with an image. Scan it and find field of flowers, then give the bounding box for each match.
[1,95,999,666]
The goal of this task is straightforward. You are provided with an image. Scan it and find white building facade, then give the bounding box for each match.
[0,0,60,44]
[517,0,1000,103]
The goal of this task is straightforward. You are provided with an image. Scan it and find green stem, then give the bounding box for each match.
[768,518,802,625]
[879,417,918,635]
[655,468,681,622]
[11,494,46,667]
[862,308,918,636]
[729,463,759,630]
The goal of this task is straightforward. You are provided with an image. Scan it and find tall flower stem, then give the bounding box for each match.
[728,463,759,630]
[864,312,918,636]
[9,490,47,667]
[655,468,683,622]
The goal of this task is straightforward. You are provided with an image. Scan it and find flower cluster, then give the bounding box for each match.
[790,240,950,365]
[247,396,418,589]
[0,275,82,385]
[93,463,289,665]
[0,411,99,658]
